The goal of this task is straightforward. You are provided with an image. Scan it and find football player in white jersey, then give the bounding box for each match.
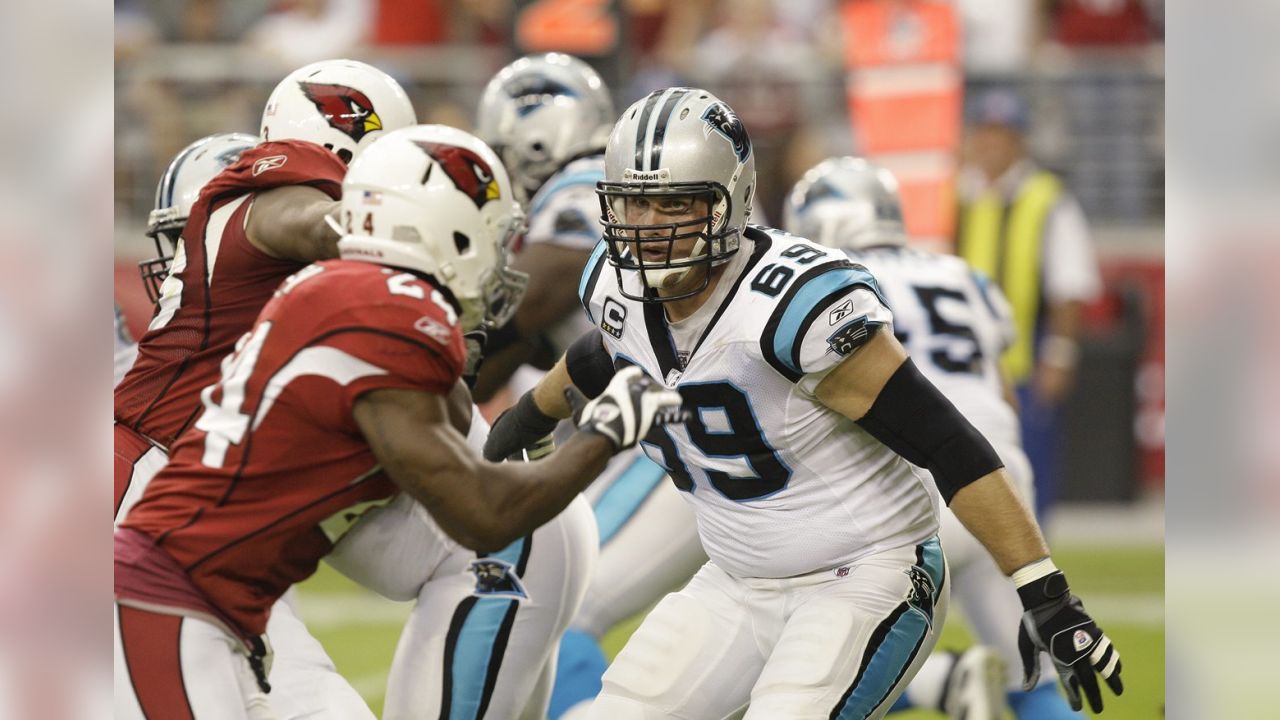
[487,89,1125,719]
[474,53,707,719]
[785,157,1083,719]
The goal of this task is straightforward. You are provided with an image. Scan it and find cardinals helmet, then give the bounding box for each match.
[334,125,527,331]
[260,59,416,164]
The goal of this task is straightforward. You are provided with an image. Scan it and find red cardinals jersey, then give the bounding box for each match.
[114,140,347,449]
[117,260,466,637]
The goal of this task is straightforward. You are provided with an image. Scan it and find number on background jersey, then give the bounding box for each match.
[643,382,791,501]
[908,285,984,374]
[196,322,273,468]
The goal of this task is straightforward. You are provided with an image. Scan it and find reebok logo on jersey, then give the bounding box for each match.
[601,298,627,339]
[828,299,854,325]
[1073,629,1092,652]
[414,316,453,345]
[468,558,528,600]
[253,155,288,176]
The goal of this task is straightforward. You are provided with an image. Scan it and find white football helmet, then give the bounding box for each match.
[260,59,416,164]
[140,132,260,303]
[599,88,755,301]
[475,53,614,202]
[335,125,528,331]
[783,157,907,251]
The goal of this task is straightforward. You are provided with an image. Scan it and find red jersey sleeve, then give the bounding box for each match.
[200,140,347,204]
[316,294,466,415]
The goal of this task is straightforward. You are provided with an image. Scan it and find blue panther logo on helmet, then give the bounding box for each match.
[701,102,751,163]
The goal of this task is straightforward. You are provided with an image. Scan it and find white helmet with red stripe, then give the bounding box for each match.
[260,59,416,164]
[334,125,527,331]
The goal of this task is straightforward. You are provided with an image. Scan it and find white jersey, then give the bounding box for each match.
[525,154,606,356]
[579,226,939,579]
[846,246,1021,450]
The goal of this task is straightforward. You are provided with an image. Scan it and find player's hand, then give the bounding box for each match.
[567,366,682,451]
[1017,570,1123,713]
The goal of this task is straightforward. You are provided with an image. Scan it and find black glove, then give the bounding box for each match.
[1017,570,1124,713]
[568,366,683,451]
[483,391,560,462]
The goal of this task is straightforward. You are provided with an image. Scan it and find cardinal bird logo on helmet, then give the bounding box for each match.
[412,141,501,209]
[298,81,383,143]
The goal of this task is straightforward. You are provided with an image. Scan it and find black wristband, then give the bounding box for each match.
[565,328,615,399]
[856,359,1004,503]
[1017,570,1070,609]
[482,391,561,462]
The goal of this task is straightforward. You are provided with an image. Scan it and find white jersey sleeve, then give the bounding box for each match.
[524,156,605,252]
[971,268,1016,352]
[757,260,893,382]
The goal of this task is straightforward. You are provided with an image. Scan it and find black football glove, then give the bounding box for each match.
[566,366,683,451]
[1017,570,1124,713]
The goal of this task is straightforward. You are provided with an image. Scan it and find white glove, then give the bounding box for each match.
[568,366,683,451]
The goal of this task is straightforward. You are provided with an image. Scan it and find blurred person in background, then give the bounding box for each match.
[245,0,374,67]
[786,156,1084,719]
[474,54,709,720]
[956,87,1102,520]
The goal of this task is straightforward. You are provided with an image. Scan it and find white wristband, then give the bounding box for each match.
[1012,557,1059,588]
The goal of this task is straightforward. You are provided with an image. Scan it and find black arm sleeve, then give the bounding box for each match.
[482,391,561,462]
[856,359,1004,504]
[565,328,615,399]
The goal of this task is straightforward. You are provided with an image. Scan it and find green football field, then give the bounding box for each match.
[295,544,1163,718]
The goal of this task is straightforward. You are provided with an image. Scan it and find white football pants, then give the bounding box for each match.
[113,429,372,720]
[573,447,707,638]
[588,536,949,720]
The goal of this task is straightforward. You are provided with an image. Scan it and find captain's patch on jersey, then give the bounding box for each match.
[827,315,875,357]
[601,297,627,339]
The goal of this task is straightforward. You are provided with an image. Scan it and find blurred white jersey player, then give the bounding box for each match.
[785,157,1081,719]
[475,54,705,718]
